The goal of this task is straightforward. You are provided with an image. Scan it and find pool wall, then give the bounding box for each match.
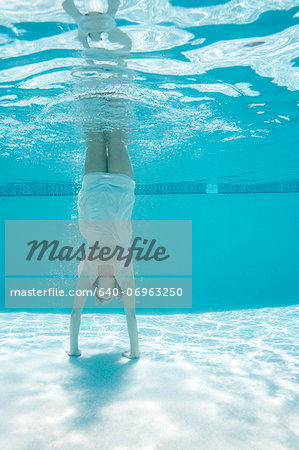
[1,193,298,311]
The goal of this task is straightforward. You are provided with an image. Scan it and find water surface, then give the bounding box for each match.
[1,0,299,184]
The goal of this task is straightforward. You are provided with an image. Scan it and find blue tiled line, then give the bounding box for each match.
[0,180,299,196]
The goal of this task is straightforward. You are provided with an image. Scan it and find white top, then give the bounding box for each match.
[77,172,135,285]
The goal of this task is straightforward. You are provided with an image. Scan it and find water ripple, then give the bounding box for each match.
[0,0,298,183]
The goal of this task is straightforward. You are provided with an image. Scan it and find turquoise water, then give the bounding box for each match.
[1,1,299,312]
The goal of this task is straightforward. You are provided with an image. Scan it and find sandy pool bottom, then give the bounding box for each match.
[0,306,298,450]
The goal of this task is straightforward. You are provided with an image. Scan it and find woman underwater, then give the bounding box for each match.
[63,0,140,359]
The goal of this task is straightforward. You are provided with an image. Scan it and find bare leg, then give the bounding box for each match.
[107,128,134,179]
[84,130,107,175]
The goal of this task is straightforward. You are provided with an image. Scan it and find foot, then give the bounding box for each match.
[66,349,81,357]
[122,350,140,359]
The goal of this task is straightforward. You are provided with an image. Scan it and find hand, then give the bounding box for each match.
[66,349,81,357]
[122,350,140,359]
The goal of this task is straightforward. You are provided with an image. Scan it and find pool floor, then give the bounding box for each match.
[0,306,298,449]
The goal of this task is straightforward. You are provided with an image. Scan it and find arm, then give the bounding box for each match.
[120,268,140,358]
[62,0,94,64]
[67,274,90,356]
[107,0,120,17]
[77,30,92,49]
[107,27,132,53]
[62,0,82,21]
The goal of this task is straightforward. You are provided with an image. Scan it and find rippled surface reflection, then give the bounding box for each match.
[0,0,299,184]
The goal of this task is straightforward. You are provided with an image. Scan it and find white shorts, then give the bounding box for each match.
[78,171,135,247]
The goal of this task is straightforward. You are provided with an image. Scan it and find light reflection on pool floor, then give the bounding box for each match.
[0,306,298,449]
